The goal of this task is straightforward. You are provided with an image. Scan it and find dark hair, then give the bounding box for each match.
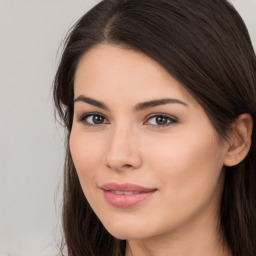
[53,0,256,255]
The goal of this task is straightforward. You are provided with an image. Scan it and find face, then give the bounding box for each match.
[70,44,228,241]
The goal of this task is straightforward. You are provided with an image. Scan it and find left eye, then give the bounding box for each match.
[145,114,177,126]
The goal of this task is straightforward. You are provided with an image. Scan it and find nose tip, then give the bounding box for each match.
[106,153,142,171]
[104,129,142,171]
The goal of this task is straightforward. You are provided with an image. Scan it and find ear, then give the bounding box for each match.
[224,113,253,167]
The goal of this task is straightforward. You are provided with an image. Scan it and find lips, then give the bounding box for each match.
[100,182,157,208]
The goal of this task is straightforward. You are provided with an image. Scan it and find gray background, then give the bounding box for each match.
[0,0,255,255]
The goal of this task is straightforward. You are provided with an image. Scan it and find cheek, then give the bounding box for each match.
[69,130,104,184]
[142,132,225,231]
[146,130,224,196]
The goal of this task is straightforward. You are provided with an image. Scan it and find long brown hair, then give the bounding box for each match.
[53,0,256,255]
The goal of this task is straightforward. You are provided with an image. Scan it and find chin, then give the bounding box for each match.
[107,229,149,240]
[102,218,157,240]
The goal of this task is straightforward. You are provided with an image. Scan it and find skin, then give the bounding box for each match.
[70,44,233,256]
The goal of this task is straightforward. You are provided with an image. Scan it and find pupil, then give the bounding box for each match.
[93,115,104,124]
[156,116,167,125]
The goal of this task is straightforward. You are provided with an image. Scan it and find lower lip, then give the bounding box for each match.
[103,190,156,208]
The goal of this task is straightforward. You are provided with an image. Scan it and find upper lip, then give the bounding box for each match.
[100,182,157,192]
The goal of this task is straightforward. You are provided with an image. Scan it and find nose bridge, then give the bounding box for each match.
[105,121,141,170]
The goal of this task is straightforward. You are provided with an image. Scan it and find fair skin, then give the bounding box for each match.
[70,44,252,256]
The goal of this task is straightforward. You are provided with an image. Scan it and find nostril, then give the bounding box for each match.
[106,163,133,170]
[123,164,132,168]
[105,150,142,171]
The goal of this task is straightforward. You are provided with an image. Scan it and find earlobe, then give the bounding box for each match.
[224,113,253,167]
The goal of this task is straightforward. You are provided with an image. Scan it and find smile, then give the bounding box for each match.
[110,191,140,195]
[100,183,157,208]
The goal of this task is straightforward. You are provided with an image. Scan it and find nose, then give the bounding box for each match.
[104,125,142,171]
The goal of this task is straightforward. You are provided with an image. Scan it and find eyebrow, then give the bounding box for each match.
[134,98,188,111]
[73,95,188,111]
[74,95,109,110]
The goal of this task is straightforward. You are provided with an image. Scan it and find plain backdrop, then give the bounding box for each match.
[0,0,255,255]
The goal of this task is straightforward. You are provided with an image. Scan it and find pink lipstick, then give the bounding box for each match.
[100,183,157,208]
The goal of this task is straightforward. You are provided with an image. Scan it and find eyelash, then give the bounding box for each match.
[144,114,177,127]
[77,112,109,127]
[77,112,177,127]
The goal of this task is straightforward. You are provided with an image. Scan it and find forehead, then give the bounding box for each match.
[74,44,195,105]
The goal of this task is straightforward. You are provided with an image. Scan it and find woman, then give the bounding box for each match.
[53,0,256,255]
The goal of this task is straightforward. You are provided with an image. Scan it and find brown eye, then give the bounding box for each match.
[155,116,168,125]
[92,114,105,124]
[78,113,109,126]
[145,114,177,126]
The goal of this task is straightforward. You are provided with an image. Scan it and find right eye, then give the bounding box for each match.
[77,113,109,126]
